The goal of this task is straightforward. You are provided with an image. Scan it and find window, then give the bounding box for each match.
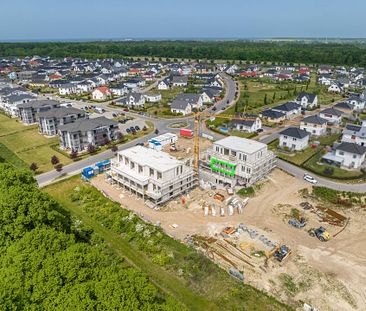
[353,155,357,159]
[130,162,135,169]
[224,148,229,156]
[339,151,344,156]
[231,150,237,157]
[284,135,288,139]
[138,165,143,173]
[125,158,129,165]
[157,172,162,179]
[149,168,154,176]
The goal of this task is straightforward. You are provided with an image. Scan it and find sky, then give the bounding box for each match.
[0,0,365,41]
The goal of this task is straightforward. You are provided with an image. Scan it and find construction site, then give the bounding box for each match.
[86,114,366,311]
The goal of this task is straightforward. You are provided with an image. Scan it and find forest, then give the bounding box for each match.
[1,41,366,66]
[0,164,181,310]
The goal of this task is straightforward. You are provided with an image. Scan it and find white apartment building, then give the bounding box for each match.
[201,136,276,188]
[109,146,197,205]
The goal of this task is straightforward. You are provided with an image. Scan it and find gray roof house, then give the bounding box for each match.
[279,127,310,151]
[17,100,60,124]
[58,116,119,152]
[38,107,87,136]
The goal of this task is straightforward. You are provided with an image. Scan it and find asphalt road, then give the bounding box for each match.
[35,74,366,192]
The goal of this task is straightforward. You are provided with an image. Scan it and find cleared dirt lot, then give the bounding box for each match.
[92,169,366,311]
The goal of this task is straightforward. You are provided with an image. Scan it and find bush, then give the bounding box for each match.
[323,167,334,176]
[237,187,255,197]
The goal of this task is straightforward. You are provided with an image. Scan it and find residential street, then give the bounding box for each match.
[35,73,366,192]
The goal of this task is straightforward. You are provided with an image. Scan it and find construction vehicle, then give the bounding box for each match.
[169,143,177,152]
[288,217,306,229]
[273,245,292,262]
[308,226,330,242]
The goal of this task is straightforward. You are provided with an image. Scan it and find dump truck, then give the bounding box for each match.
[308,227,330,242]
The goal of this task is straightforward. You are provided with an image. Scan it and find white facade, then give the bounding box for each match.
[110,146,196,205]
[335,149,365,169]
[201,136,276,188]
[300,121,327,136]
[59,85,77,95]
[144,94,162,103]
[279,132,309,151]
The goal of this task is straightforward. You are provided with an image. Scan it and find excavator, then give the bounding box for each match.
[308,226,330,242]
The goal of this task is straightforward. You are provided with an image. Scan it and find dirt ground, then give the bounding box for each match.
[162,137,213,160]
[91,169,366,311]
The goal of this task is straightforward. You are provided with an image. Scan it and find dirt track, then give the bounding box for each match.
[92,169,366,310]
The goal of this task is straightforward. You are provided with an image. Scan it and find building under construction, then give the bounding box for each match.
[200,136,276,188]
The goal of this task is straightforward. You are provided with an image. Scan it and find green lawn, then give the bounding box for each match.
[44,176,292,311]
[303,152,366,180]
[0,143,28,169]
[0,114,72,173]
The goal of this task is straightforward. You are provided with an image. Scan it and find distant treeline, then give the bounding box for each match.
[1,41,366,66]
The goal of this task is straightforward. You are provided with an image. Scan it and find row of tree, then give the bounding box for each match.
[0,164,180,310]
[1,41,366,66]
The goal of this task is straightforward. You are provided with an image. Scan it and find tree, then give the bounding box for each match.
[87,144,96,154]
[102,137,110,146]
[29,162,38,172]
[111,145,118,153]
[264,93,267,105]
[116,132,124,141]
[273,92,276,101]
[51,155,59,165]
[70,150,78,159]
[55,163,63,172]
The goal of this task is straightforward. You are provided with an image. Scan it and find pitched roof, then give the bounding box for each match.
[280,127,310,139]
[272,101,301,112]
[296,92,317,103]
[58,116,118,132]
[301,115,327,125]
[320,107,343,117]
[38,107,84,119]
[171,100,191,110]
[261,109,285,119]
[336,142,366,155]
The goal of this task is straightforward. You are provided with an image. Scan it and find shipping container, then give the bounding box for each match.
[180,128,194,138]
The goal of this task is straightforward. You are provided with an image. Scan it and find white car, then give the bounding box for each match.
[303,174,318,184]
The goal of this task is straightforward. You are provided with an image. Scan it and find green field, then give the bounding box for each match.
[0,114,71,173]
[44,176,292,311]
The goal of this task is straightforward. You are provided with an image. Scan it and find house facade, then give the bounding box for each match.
[322,142,366,170]
[38,107,86,136]
[279,127,310,151]
[58,117,119,151]
[300,115,328,136]
[17,100,60,124]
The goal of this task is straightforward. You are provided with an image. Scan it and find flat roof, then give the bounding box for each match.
[214,136,266,154]
[118,146,183,172]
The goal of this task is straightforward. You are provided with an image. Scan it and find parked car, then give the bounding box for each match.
[212,106,217,111]
[130,126,136,132]
[256,128,264,133]
[303,174,318,184]
[112,113,118,118]
[123,108,129,112]
[135,126,140,131]
[135,142,144,146]
[126,128,131,134]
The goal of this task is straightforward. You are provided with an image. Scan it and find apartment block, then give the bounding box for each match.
[109,146,197,205]
[201,136,276,188]
[38,107,87,136]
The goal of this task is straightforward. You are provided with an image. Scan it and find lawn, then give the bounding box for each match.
[225,73,343,116]
[0,114,72,173]
[44,176,292,311]
[303,151,366,180]
[0,143,28,169]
